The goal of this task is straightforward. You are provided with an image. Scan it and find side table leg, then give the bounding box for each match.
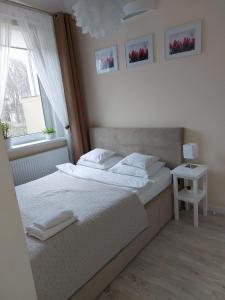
[173,176,179,221]
[203,174,208,216]
[194,202,199,228]
[193,179,199,227]
[184,179,189,211]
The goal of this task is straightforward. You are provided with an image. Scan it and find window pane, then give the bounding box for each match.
[1,48,45,137]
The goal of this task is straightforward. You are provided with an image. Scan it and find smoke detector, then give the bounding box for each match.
[123,0,156,20]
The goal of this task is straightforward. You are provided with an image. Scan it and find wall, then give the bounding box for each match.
[0,132,37,300]
[77,0,225,208]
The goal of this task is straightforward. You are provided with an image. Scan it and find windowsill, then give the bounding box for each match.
[8,137,67,161]
[8,137,66,152]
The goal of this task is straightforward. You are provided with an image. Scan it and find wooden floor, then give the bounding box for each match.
[98,210,225,300]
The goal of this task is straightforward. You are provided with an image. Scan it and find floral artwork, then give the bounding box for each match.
[129,44,149,63]
[125,35,154,68]
[165,20,202,60]
[169,31,195,55]
[95,46,118,74]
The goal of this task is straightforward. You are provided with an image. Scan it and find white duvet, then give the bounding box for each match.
[16,171,148,300]
[57,163,151,189]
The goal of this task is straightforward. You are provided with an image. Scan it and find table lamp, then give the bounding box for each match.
[183,143,198,168]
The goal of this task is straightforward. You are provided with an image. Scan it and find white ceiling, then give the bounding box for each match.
[11,0,131,14]
[11,0,78,13]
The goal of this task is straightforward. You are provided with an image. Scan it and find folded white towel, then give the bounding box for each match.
[27,216,78,241]
[33,209,74,230]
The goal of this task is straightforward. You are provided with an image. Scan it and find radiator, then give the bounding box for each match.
[10,146,69,186]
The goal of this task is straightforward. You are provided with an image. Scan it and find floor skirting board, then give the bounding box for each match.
[208,205,225,215]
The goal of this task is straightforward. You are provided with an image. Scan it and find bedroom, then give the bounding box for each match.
[0,0,225,299]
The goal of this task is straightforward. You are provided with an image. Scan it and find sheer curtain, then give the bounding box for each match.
[18,11,73,159]
[0,2,72,159]
[18,12,69,129]
[0,16,10,117]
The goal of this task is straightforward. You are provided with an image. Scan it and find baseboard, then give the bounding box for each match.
[208,205,225,215]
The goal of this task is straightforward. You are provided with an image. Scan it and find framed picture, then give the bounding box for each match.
[95,46,118,74]
[125,35,154,68]
[165,20,202,61]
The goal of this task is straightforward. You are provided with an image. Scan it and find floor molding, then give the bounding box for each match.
[208,205,225,215]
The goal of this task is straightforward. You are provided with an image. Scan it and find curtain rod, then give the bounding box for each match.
[0,0,53,16]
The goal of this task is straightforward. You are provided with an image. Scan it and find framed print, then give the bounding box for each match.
[95,46,118,74]
[125,35,154,68]
[165,20,202,61]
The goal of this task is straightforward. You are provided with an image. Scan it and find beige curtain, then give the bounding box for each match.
[53,13,90,162]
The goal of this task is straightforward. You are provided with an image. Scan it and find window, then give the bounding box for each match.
[0,25,62,147]
[1,47,46,139]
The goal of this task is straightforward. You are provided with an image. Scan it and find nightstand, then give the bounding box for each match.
[171,164,208,227]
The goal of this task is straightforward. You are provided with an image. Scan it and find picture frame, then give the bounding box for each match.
[125,35,154,68]
[95,45,118,74]
[165,20,202,61]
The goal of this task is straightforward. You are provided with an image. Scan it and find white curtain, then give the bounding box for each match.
[0,16,10,117]
[17,11,69,130]
[0,2,72,158]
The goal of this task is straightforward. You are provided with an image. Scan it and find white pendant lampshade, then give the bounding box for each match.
[183,143,198,160]
[72,0,125,38]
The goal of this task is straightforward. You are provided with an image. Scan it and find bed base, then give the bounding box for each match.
[70,186,173,300]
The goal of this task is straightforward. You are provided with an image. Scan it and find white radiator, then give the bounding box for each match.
[10,146,69,186]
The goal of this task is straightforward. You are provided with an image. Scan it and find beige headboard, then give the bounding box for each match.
[90,127,184,169]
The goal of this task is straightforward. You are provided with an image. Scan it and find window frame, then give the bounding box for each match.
[2,47,60,148]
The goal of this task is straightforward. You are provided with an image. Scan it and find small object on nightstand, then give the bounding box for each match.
[171,164,208,228]
[185,163,198,169]
[183,143,198,169]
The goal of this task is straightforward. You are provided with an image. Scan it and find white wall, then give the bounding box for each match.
[0,133,37,300]
[77,0,225,208]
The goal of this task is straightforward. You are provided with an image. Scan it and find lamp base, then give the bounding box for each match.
[185,163,198,169]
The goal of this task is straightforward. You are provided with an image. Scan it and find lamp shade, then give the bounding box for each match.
[183,143,198,160]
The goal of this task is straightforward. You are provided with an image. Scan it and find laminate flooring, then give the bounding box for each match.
[98,210,225,300]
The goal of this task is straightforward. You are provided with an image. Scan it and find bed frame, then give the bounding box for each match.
[70,127,184,300]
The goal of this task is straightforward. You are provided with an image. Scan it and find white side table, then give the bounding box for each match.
[171,164,208,227]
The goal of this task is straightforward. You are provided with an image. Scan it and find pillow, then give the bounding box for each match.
[121,152,159,170]
[77,155,123,170]
[80,148,115,164]
[109,161,165,178]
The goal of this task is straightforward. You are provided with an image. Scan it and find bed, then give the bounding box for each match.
[16,127,183,300]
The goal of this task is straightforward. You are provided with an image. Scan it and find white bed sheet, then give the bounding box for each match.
[57,164,171,207]
[135,167,172,205]
[57,163,150,189]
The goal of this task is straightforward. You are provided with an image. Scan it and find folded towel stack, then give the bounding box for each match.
[26,209,78,241]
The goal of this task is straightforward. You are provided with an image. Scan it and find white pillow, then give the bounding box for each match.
[109,161,165,178]
[121,152,159,170]
[80,148,115,164]
[77,155,123,170]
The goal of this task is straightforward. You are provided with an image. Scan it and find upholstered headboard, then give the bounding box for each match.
[90,127,184,169]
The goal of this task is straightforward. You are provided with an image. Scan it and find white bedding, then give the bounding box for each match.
[16,172,148,300]
[135,167,172,205]
[57,163,171,206]
[16,162,171,300]
[57,163,151,189]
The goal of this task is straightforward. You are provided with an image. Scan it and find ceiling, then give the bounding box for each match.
[10,0,76,13]
[10,0,131,14]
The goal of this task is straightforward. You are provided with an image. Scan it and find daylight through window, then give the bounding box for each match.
[1,47,46,138]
